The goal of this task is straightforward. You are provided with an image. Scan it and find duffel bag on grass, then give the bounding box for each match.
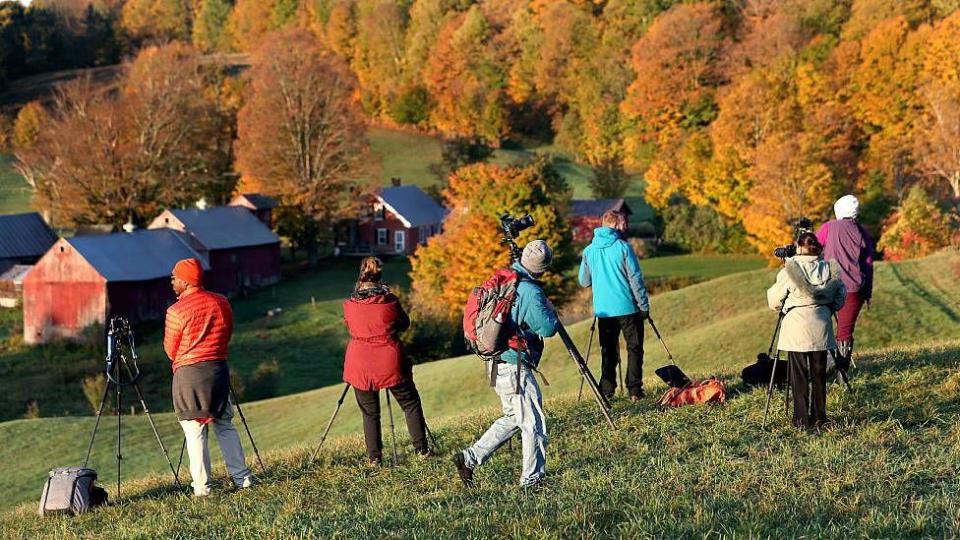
[38,467,108,516]
[657,377,727,408]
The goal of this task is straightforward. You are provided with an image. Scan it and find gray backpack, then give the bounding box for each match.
[38,467,108,516]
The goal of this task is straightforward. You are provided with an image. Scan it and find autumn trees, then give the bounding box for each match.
[15,43,235,229]
[234,28,369,265]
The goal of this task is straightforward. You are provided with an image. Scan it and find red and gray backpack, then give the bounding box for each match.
[463,268,526,360]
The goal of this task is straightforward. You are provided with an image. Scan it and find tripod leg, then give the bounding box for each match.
[425,422,440,453]
[578,317,597,403]
[618,360,624,396]
[762,352,780,428]
[177,437,186,480]
[311,384,351,463]
[127,377,183,490]
[230,383,267,474]
[116,377,121,499]
[556,324,616,429]
[385,390,399,467]
[83,378,113,468]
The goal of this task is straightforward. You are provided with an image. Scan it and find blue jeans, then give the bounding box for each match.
[462,363,547,486]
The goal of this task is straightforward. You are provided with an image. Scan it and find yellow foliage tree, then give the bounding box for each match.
[409,158,573,320]
[12,101,47,150]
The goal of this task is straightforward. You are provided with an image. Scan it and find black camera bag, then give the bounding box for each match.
[38,467,108,516]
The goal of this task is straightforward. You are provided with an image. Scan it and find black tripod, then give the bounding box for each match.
[310,383,441,464]
[499,214,615,430]
[82,317,183,497]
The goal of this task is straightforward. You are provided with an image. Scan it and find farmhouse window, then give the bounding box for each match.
[377,228,388,245]
[394,230,406,253]
[373,203,385,221]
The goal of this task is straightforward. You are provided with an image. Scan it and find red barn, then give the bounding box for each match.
[22,229,209,344]
[228,193,278,229]
[570,199,633,243]
[149,206,281,296]
[337,185,446,256]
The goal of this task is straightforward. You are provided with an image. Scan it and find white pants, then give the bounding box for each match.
[462,363,548,486]
[178,401,254,496]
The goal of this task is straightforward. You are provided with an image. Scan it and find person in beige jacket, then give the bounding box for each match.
[767,233,846,428]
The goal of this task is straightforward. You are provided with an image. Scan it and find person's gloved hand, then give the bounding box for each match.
[637,310,650,320]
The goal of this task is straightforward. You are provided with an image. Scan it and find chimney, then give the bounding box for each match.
[122,219,136,233]
[196,198,208,210]
[391,177,402,187]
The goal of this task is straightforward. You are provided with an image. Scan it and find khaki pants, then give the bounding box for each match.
[178,400,253,496]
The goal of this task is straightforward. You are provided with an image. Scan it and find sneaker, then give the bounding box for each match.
[522,479,546,491]
[236,475,256,490]
[452,453,474,487]
[368,457,383,467]
[417,448,436,459]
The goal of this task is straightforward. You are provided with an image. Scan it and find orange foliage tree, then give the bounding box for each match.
[234,28,370,263]
[15,44,234,229]
[409,157,574,321]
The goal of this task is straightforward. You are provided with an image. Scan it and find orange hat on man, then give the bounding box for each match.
[173,258,204,287]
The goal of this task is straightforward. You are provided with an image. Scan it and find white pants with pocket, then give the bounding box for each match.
[462,363,548,486]
[178,400,254,496]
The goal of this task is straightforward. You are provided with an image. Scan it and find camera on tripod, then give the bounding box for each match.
[500,213,535,239]
[772,217,814,259]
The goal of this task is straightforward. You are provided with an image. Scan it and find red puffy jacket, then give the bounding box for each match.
[342,288,411,391]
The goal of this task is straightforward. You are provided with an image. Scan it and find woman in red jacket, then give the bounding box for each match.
[343,257,431,464]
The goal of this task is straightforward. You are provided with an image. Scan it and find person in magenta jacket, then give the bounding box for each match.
[815,195,875,368]
[343,257,430,465]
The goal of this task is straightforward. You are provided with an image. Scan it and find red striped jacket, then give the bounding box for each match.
[164,287,233,372]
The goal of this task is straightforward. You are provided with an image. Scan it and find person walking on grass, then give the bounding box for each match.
[165,257,255,497]
[816,194,875,371]
[453,240,560,489]
[578,209,650,401]
[343,257,432,465]
[767,233,846,429]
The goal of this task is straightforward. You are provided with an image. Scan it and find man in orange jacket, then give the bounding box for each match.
[165,257,254,497]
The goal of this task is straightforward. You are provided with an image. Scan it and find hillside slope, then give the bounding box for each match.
[3,339,959,537]
[0,251,956,515]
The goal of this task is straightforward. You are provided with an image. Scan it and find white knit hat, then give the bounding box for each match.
[521,240,553,274]
[834,195,859,219]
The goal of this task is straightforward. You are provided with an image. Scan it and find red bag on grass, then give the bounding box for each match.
[656,377,727,408]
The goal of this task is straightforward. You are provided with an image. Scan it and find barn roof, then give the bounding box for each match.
[0,212,58,260]
[230,193,279,210]
[159,207,280,250]
[377,186,446,228]
[570,199,633,218]
[68,229,209,282]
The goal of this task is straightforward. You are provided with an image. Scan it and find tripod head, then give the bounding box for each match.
[499,213,534,263]
[105,317,141,385]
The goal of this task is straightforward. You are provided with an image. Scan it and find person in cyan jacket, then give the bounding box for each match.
[453,240,560,489]
[767,233,846,429]
[578,210,650,401]
[343,257,430,465]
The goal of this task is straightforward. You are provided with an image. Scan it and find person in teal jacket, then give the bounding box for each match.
[578,210,650,400]
[454,240,559,489]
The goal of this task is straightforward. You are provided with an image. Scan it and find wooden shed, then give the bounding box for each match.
[22,229,209,344]
[228,193,279,229]
[149,206,281,296]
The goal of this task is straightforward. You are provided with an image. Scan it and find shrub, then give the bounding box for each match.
[246,360,281,400]
[82,374,107,414]
[389,85,431,126]
[23,399,40,419]
[878,185,955,261]
[661,202,752,254]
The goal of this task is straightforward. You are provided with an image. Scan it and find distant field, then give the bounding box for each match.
[641,254,766,279]
[0,155,30,214]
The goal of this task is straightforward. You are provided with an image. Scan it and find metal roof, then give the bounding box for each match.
[0,212,58,260]
[378,186,447,228]
[0,264,32,284]
[68,229,209,282]
[157,207,280,250]
[230,193,279,210]
[570,199,633,218]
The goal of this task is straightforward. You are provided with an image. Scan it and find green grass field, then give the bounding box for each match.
[0,155,31,214]
[0,254,764,422]
[0,251,957,526]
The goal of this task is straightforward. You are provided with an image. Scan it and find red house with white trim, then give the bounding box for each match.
[337,185,446,256]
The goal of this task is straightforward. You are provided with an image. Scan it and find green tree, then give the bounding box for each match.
[193,0,232,52]
[878,185,955,259]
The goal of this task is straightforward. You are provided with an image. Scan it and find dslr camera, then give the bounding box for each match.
[773,217,814,259]
[499,213,535,239]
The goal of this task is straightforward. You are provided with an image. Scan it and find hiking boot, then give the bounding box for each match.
[417,448,436,459]
[452,453,474,487]
[368,457,383,468]
[630,390,645,402]
[523,479,546,492]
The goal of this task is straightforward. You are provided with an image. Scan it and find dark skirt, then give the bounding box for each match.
[172,360,230,421]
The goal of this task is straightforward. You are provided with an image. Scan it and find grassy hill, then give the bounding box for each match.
[0,254,763,422]
[0,251,956,520]
[2,338,959,537]
[0,155,30,214]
